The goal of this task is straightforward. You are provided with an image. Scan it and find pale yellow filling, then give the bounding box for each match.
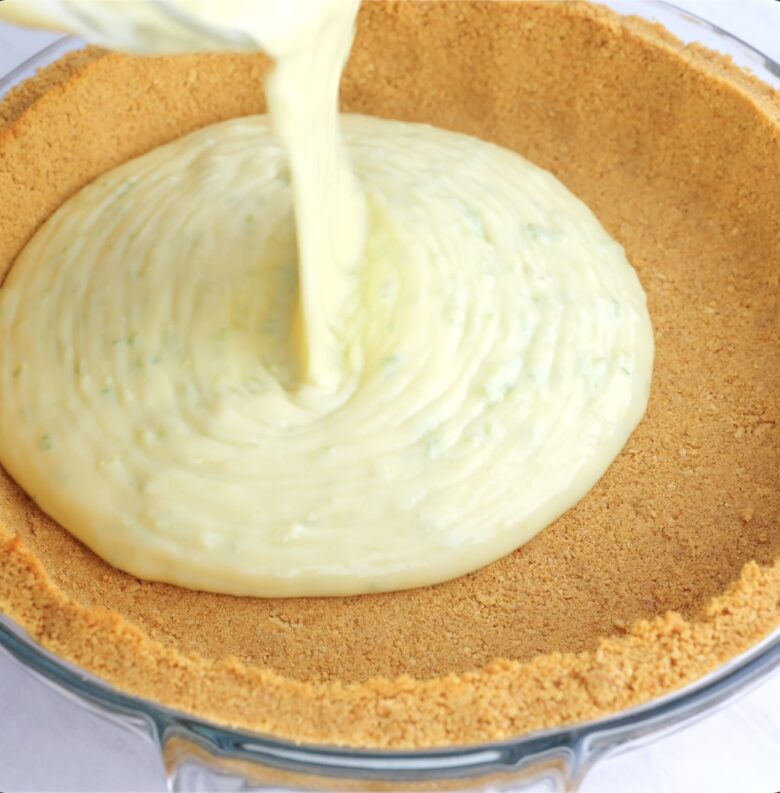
[0,0,653,597]
[0,112,653,596]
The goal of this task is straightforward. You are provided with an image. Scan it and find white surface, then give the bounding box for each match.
[0,1,779,791]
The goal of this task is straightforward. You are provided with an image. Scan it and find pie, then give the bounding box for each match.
[0,0,778,748]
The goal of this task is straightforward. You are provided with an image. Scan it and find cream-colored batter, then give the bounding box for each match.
[0,1,350,55]
[0,1,366,393]
[0,1,653,597]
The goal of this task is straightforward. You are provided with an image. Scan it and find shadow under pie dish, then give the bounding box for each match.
[0,0,778,754]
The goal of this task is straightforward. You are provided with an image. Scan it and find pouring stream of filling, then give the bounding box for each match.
[0,1,653,597]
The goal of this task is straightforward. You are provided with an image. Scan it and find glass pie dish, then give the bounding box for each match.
[0,1,778,790]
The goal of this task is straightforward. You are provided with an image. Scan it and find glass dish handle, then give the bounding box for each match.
[159,721,585,792]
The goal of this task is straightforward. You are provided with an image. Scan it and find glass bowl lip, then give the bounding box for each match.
[0,0,778,777]
[1,614,778,776]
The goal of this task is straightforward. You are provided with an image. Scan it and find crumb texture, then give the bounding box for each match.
[0,0,778,748]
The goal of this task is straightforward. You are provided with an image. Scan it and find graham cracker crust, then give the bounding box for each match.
[0,0,778,748]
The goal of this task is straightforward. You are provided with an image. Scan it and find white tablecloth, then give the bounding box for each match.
[1,2,778,791]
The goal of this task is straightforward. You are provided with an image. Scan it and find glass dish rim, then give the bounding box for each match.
[0,0,778,780]
[1,616,779,779]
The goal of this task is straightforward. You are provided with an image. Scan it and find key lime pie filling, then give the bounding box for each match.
[0,112,653,596]
[0,0,777,749]
[0,0,653,597]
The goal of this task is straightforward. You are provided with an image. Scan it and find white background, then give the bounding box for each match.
[0,2,779,791]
